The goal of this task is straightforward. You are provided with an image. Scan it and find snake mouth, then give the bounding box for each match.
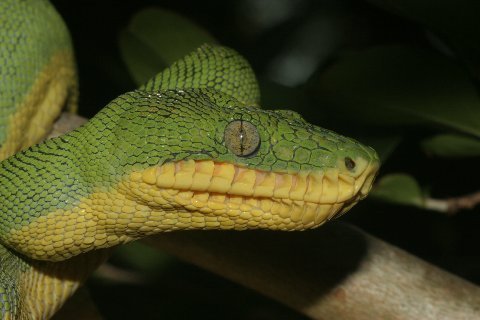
[128,159,379,230]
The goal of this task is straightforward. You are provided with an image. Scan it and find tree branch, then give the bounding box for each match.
[426,191,480,214]
[148,224,480,320]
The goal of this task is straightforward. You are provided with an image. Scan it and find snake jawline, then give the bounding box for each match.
[7,159,377,262]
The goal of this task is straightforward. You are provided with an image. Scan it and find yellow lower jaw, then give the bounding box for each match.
[7,160,374,261]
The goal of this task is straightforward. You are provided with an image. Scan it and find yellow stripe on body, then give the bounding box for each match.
[8,160,375,262]
[0,50,77,160]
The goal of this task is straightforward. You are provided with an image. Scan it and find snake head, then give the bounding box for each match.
[107,89,380,232]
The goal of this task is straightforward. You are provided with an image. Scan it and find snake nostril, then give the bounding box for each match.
[345,157,356,171]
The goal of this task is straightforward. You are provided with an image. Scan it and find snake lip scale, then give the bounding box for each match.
[133,159,379,225]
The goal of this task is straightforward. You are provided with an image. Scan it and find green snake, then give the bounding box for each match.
[0,0,379,318]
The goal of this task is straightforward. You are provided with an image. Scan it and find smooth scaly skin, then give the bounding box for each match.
[0,3,380,319]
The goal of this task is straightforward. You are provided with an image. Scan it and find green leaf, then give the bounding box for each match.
[311,45,480,137]
[360,134,402,163]
[119,8,217,86]
[370,173,424,207]
[421,133,480,158]
[112,241,174,276]
[259,78,305,110]
[118,31,167,86]
[365,0,480,80]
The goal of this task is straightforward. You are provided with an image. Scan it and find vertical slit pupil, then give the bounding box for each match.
[239,121,245,155]
[224,119,260,157]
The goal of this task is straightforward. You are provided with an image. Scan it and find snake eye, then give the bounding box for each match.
[224,120,260,157]
[345,157,356,171]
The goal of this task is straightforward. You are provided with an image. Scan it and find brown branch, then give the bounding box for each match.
[47,112,87,139]
[148,225,480,320]
[425,191,480,215]
[446,191,480,213]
